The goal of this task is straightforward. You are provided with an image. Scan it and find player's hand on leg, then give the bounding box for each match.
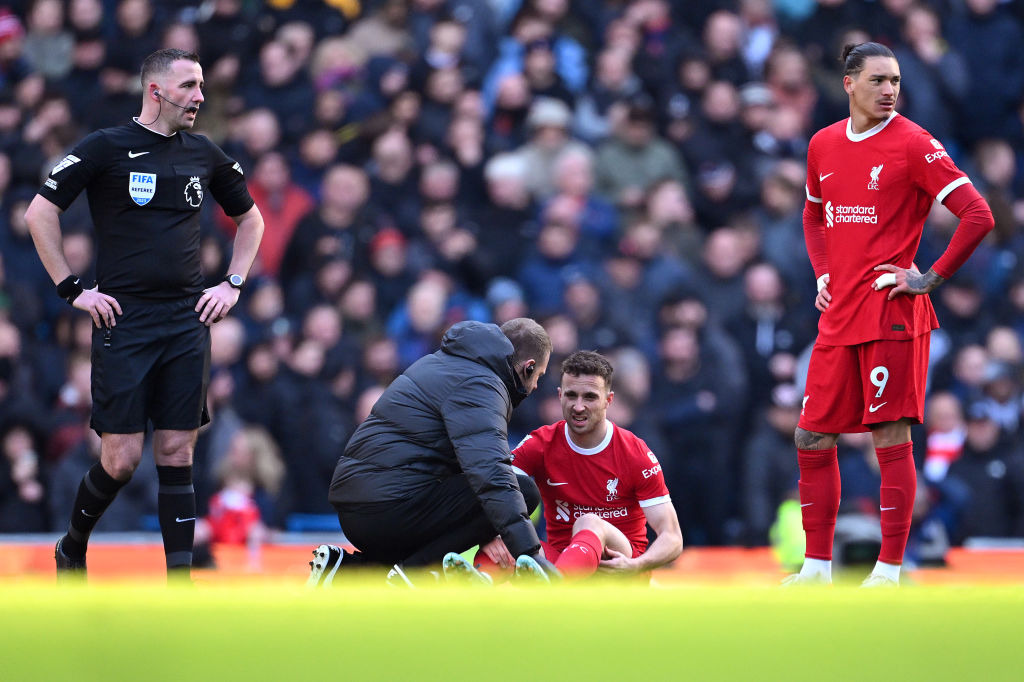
[74,287,122,328]
[480,536,514,570]
[597,548,635,574]
[195,282,240,325]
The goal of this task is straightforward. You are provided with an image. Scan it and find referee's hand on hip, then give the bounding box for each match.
[75,287,122,329]
[195,282,240,326]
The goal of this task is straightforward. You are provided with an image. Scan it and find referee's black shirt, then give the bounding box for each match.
[38,119,254,300]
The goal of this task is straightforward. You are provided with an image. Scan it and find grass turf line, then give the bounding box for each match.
[1,580,1022,681]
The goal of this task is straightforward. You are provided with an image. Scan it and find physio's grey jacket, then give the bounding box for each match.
[328,321,541,557]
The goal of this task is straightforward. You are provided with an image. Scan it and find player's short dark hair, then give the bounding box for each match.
[840,42,895,77]
[140,49,200,87]
[561,350,613,391]
[501,318,551,366]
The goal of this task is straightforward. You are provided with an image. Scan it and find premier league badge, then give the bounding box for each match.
[129,172,156,206]
[184,175,203,207]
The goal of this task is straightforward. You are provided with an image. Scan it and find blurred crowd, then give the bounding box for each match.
[1,0,1023,556]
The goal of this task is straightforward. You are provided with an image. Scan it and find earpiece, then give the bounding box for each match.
[154,90,160,96]
[525,363,535,377]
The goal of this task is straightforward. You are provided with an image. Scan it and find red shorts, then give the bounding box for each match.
[798,334,930,434]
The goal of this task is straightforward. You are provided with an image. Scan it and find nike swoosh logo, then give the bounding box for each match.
[800,503,813,507]
[819,172,834,182]
[547,479,569,487]
[128,151,149,158]
[81,509,99,518]
[880,506,897,511]
[175,516,196,523]
[868,402,888,413]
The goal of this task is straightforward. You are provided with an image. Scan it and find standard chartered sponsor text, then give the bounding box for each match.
[835,204,878,223]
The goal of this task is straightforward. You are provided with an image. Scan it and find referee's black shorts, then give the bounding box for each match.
[90,294,211,435]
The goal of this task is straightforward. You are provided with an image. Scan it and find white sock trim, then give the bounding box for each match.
[801,558,832,581]
[872,560,901,583]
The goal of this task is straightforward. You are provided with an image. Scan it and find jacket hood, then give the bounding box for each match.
[441,321,529,406]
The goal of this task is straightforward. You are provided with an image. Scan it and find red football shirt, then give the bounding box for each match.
[511,420,671,556]
[804,113,969,345]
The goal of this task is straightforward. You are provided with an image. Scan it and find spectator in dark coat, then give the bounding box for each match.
[946,0,1024,146]
[947,408,1024,543]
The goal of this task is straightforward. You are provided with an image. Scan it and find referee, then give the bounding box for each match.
[25,49,264,580]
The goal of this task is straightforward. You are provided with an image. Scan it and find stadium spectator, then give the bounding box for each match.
[21,0,73,81]
[594,98,688,211]
[197,425,285,550]
[26,49,264,580]
[243,151,314,279]
[280,163,372,293]
[740,382,802,546]
[946,404,1024,544]
[946,0,1024,146]
[516,97,589,203]
[0,420,48,533]
[788,42,994,588]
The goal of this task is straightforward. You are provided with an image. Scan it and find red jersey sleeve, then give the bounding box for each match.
[906,132,970,203]
[803,133,829,279]
[510,430,544,478]
[931,183,994,278]
[629,440,671,507]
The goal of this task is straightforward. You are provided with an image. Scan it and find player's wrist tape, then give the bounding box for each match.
[56,275,83,305]
[816,274,829,293]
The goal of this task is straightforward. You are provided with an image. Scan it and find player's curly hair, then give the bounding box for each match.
[561,350,613,390]
[840,42,895,77]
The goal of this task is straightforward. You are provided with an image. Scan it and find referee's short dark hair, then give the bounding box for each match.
[501,318,551,366]
[561,350,614,391]
[140,48,200,87]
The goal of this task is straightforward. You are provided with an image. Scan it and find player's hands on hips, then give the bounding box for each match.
[872,263,943,300]
[196,281,240,325]
[480,535,514,570]
[75,287,122,329]
[814,273,831,312]
[598,548,636,574]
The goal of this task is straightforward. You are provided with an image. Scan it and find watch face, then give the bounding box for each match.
[228,274,244,288]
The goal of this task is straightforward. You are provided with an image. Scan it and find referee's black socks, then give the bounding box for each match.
[61,462,129,559]
[157,465,196,576]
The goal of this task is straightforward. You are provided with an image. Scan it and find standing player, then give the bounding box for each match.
[791,43,993,587]
[445,350,683,583]
[26,49,264,580]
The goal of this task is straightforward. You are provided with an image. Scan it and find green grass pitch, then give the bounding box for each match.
[2,579,1022,681]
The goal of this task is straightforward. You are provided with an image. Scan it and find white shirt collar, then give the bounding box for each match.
[564,419,614,455]
[846,111,899,142]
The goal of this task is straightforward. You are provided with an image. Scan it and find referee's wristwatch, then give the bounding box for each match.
[224,273,245,290]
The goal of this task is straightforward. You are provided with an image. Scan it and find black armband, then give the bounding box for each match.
[56,275,84,305]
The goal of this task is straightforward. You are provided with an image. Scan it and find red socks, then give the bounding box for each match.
[555,529,602,578]
[875,442,916,565]
[797,447,841,560]
[473,530,605,581]
[471,550,514,583]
